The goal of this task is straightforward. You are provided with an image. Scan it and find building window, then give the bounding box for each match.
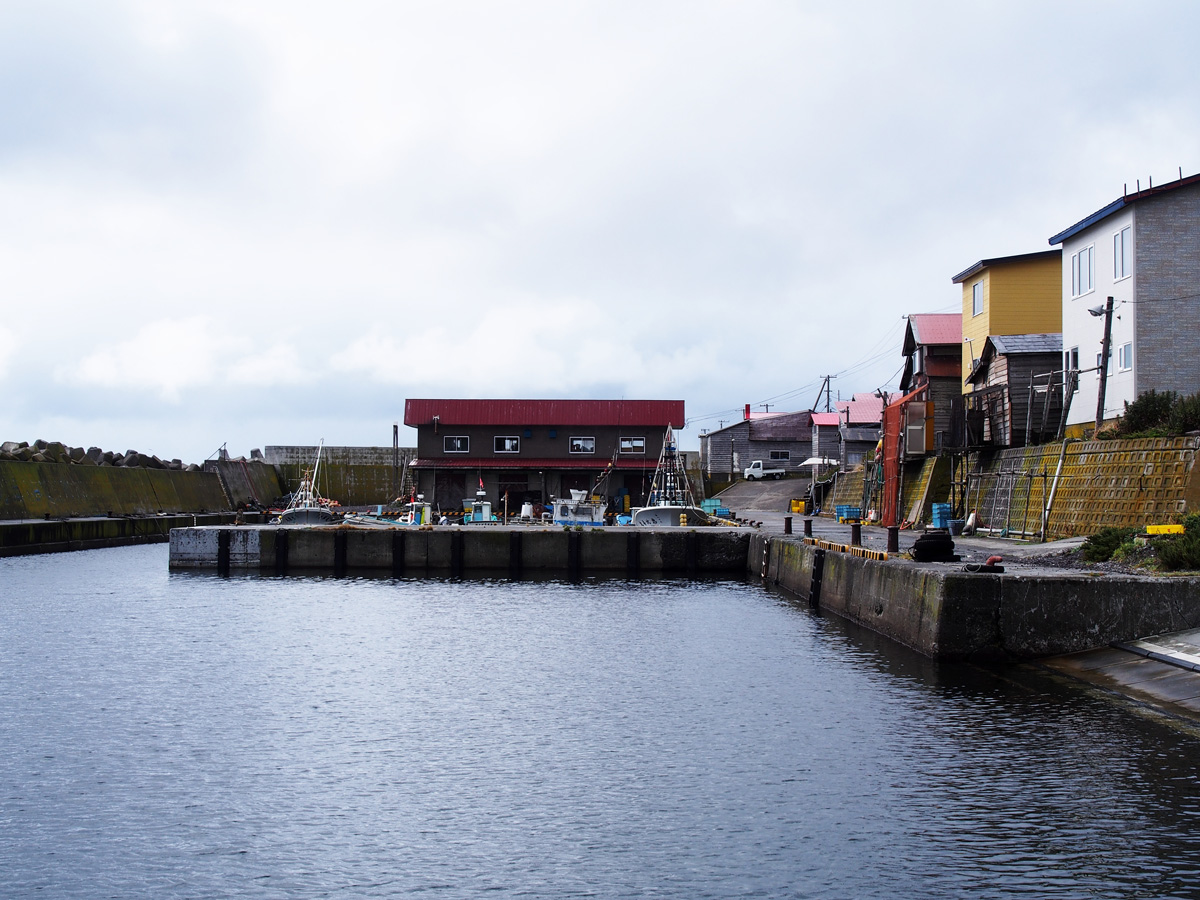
[619,436,645,454]
[1096,349,1112,376]
[1071,245,1094,297]
[1118,342,1133,372]
[1114,225,1132,280]
[769,450,791,462]
[972,281,983,317]
[494,436,520,454]
[444,436,469,453]
[569,436,595,454]
[1065,347,1079,372]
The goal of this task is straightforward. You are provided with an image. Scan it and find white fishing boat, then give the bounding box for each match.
[342,497,433,528]
[552,489,606,526]
[276,441,336,525]
[629,425,710,526]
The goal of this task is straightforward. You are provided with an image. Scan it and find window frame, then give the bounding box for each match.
[1118,342,1133,372]
[493,435,520,454]
[1065,347,1080,372]
[1071,244,1095,297]
[618,436,645,455]
[972,281,984,317]
[444,435,469,454]
[1096,348,1113,377]
[1114,225,1132,281]
[769,450,791,462]
[568,436,596,455]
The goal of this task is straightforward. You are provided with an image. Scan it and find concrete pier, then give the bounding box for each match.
[1,513,245,557]
[752,532,1200,661]
[169,525,752,577]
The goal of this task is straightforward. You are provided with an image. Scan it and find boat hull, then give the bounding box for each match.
[629,505,710,527]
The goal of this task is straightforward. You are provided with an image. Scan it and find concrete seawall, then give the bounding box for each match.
[1,513,243,557]
[0,460,231,519]
[170,525,752,577]
[752,533,1200,660]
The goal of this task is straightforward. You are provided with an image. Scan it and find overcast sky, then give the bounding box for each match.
[3,1,1200,461]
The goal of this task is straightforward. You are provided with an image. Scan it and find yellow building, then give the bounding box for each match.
[951,250,1062,394]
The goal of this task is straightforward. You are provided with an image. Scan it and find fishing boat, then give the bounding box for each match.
[629,425,710,526]
[276,441,336,525]
[342,497,433,528]
[552,489,606,526]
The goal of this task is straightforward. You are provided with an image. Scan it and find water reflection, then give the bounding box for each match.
[3,545,1200,899]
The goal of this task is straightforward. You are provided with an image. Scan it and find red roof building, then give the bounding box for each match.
[405,399,685,513]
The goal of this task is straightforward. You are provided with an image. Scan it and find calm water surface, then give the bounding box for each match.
[4,545,1200,898]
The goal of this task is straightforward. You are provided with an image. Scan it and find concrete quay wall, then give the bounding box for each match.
[169,525,752,576]
[752,533,1200,660]
[0,513,241,557]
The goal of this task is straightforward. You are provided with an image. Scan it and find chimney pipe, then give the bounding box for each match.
[744,404,751,420]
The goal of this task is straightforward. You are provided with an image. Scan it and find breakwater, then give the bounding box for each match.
[752,532,1200,660]
[169,525,751,577]
[0,513,245,557]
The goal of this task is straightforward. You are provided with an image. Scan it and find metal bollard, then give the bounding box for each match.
[803,518,813,537]
[887,526,899,553]
[784,515,792,535]
[850,522,861,546]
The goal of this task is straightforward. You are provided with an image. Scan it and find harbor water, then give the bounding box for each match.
[4,545,1200,898]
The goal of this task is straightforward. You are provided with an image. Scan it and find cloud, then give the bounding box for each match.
[5,1,1200,460]
[58,317,310,401]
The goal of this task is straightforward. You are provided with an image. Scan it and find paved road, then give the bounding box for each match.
[713,478,1085,567]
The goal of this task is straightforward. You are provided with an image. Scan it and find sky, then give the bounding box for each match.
[3,1,1200,462]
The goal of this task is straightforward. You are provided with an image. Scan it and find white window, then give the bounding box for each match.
[1096,349,1112,376]
[444,435,469,453]
[972,281,984,317]
[1114,225,1132,280]
[494,435,520,453]
[619,436,645,454]
[1064,347,1080,372]
[1072,245,1094,297]
[1118,342,1133,372]
[569,436,595,454]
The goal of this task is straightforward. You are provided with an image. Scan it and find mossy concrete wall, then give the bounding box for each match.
[964,436,1200,539]
[752,532,1200,660]
[205,459,285,508]
[266,446,415,507]
[0,461,231,520]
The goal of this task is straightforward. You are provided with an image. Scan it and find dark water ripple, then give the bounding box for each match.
[3,545,1200,898]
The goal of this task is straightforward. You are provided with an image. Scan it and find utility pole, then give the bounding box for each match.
[1094,296,1114,436]
[392,422,400,502]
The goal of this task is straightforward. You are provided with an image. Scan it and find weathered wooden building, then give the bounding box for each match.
[964,333,1064,446]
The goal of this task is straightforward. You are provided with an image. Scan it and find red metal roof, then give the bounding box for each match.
[811,412,841,426]
[404,399,685,428]
[410,457,658,470]
[905,314,962,349]
[836,393,884,424]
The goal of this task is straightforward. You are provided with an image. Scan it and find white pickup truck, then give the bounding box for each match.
[743,460,786,480]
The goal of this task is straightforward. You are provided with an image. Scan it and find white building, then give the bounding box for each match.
[1050,172,1200,428]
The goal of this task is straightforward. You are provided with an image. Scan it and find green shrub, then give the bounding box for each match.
[1154,530,1200,571]
[1082,526,1141,562]
[1183,513,1200,534]
[1119,390,1176,435]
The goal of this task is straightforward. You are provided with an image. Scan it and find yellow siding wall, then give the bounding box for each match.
[961,274,989,391]
[959,255,1062,395]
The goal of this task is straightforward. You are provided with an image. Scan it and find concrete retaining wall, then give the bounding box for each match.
[0,513,239,557]
[170,525,752,576]
[0,461,231,520]
[205,459,286,508]
[752,532,1200,660]
[265,446,415,507]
